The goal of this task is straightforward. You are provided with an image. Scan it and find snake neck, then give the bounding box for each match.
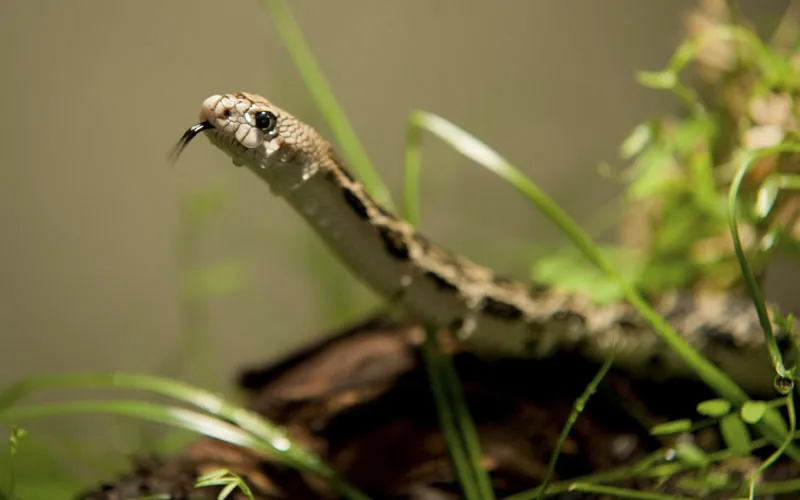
[237,138,786,395]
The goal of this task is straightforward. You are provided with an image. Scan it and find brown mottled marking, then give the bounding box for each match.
[377,205,395,219]
[482,297,525,321]
[425,271,459,292]
[378,226,410,261]
[342,187,369,220]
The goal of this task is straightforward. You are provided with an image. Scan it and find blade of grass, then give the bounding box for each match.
[258,0,393,209]
[0,373,297,458]
[405,110,800,459]
[196,469,255,500]
[436,343,496,499]
[728,147,800,384]
[566,483,695,500]
[420,329,487,500]
[0,373,371,500]
[0,401,270,452]
[403,115,423,226]
[406,115,493,498]
[534,356,614,500]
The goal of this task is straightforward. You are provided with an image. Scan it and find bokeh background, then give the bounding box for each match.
[0,0,796,491]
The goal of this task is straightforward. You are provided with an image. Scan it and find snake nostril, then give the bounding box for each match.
[222,109,231,119]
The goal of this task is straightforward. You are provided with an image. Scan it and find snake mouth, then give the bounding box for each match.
[168,120,215,164]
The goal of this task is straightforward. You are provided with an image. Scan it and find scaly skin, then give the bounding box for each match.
[171,92,797,394]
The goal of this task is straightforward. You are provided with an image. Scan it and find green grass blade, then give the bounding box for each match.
[535,356,614,500]
[407,113,493,497]
[196,469,255,500]
[0,373,371,500]
[1,401,270,452]
[403,114,423,226]
[0,373,300,460]
[566,483,695,499]
[728,148,799,384]
[437,348,496,499]
[420,329,488,500]
[258,0,393,209]
[406,113,493,498]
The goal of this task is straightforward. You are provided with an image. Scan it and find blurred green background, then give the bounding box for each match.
[0,0,797,492]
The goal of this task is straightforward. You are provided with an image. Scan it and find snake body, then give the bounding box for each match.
[172,92,796,394]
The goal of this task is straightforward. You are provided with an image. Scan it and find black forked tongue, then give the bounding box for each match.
[168,120,214,164]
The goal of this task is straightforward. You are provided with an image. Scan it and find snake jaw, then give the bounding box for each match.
[265,134,284,158]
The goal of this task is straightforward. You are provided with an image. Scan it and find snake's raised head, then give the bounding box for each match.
[170,92,301,167]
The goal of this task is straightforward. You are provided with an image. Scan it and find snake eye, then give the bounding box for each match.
[254,110,277,133]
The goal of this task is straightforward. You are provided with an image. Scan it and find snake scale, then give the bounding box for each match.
[171,92,797,395]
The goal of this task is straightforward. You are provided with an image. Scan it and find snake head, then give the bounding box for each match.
[170,92,298,167]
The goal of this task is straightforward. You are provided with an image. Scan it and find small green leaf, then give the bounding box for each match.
[674,441,709,467]
[704,470,732,489]
[627,147,680,199]
[636,70,677,90]
[8,425,26,454]
[696,398,732,417]
[620,123,653,159]
[755,177,780,219]
[669,37,703,72]
[219,482,239,500]
[672,119,713,153]
[773,310,796,333]
[758,48,794,88]
[651,419,692,436]
[196,469,254,500]
[719,414,751,456]
[740,401,767,424]
[196,469,229,485]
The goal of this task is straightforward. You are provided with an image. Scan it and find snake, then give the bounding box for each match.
[170,92,797,395]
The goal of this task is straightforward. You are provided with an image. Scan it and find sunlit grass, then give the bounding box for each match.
[0,373,370,500]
